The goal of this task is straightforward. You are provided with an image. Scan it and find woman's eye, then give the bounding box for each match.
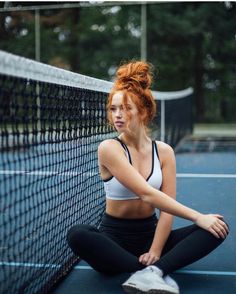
[109,107,116,112]
[125,105,132,111]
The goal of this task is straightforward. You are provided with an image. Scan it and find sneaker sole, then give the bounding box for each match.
[123,284,178,294]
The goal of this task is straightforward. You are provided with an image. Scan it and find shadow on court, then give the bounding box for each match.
[53,136,236,294]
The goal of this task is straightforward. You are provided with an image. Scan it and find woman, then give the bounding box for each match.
[67,61,229,294]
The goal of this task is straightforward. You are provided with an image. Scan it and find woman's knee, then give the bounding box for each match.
[67,224,97,254]
[224,221,230,233]
[211,220,230,242]
[200,220,229,244]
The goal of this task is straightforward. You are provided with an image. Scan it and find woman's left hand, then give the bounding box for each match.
[139,251,160,266]
[195,214,229,239]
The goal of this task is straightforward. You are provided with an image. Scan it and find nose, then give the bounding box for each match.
[115,108,122,118]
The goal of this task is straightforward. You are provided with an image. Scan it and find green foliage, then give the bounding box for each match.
[0,2,235,122]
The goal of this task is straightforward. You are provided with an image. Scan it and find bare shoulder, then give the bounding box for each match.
[98,139,123,161]
[155,141,176,164]
[98,138,119,153]
[156,141,175,154]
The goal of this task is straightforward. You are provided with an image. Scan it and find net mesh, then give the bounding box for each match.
[0,51,193,294]
[161,97,193,147]
[0,74,114,293]
[151,90,193,147]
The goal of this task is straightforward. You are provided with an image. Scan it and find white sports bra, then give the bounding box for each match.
[103,138,162,200]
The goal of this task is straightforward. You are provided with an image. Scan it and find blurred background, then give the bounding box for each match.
[1,2,236,294]
[0,1,235,125]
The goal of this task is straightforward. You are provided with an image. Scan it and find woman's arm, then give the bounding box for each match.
[98,139,197,220]
[98,140,229,238]
[139,142,176,266]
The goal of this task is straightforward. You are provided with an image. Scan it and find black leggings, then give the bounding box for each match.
[67,213,227,276]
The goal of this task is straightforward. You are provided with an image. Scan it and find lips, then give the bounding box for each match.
[114,121,124,127]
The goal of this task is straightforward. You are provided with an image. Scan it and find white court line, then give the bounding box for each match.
[0,170,235,178]
[74,265,236,276]
[1,261,236,276]
[0,170,98,177]
[177,173,236,178]
[176,269,236,276]
[0,261,61,268]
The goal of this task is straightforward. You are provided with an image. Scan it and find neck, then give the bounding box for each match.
[119,128,151,151]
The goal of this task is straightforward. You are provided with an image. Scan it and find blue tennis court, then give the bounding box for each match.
[53,138,236,294]
[0,50,235,293]
[1,1,236,291]
[0,50,195,294]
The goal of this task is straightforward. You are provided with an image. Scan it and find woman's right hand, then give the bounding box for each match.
[195,214,229,239]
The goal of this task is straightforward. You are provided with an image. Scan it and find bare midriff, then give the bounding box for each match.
[105,198,155,219]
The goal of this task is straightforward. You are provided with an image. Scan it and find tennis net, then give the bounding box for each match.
[0,50,193,293]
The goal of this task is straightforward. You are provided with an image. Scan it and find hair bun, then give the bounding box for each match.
[108,60,156,128]
[116,61,153,90]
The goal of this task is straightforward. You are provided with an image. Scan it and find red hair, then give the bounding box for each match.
[107,61,156,128]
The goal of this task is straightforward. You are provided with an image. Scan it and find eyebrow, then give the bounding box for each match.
[111,103,132,107]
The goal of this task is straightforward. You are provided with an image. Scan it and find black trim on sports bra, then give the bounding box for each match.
[116,137,155,181]
[154,141,160,160]
[115,137,132,164]
[103,138,158,183]
[103,175,113,182]
[146,141,155,181]
[102,137,129,182]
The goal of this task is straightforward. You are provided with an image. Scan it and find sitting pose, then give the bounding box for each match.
[67,61,229,294]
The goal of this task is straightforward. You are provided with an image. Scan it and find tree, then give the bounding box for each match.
[147,2,236,122]
[0,2,235,122]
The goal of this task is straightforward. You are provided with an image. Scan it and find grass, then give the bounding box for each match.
[193,123,236,138]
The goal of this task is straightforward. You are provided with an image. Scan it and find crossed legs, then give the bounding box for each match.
[67,223,226,275]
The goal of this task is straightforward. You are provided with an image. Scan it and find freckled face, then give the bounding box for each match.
[109,92,140,133]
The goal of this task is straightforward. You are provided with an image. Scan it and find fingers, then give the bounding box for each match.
[212,224,225,239]
[139,253,159,266]
[146,254,158,265]
[219,219,230,233]
[209,227,220,239]
[139,254,145,264]
[213,215,229,230]
[214,221,229,238]
[209,216,229,239]
[214,214,224,218]
[139,253,149,265]
[139,253,152,265]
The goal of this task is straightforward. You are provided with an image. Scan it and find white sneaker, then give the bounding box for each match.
[122,265,179,294]
[164,275,179,293]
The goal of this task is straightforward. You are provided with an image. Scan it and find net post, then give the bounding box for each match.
[35,9,40,62]
[160,99,165,142]
[141,3,147,61]
[35,10,41,130]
